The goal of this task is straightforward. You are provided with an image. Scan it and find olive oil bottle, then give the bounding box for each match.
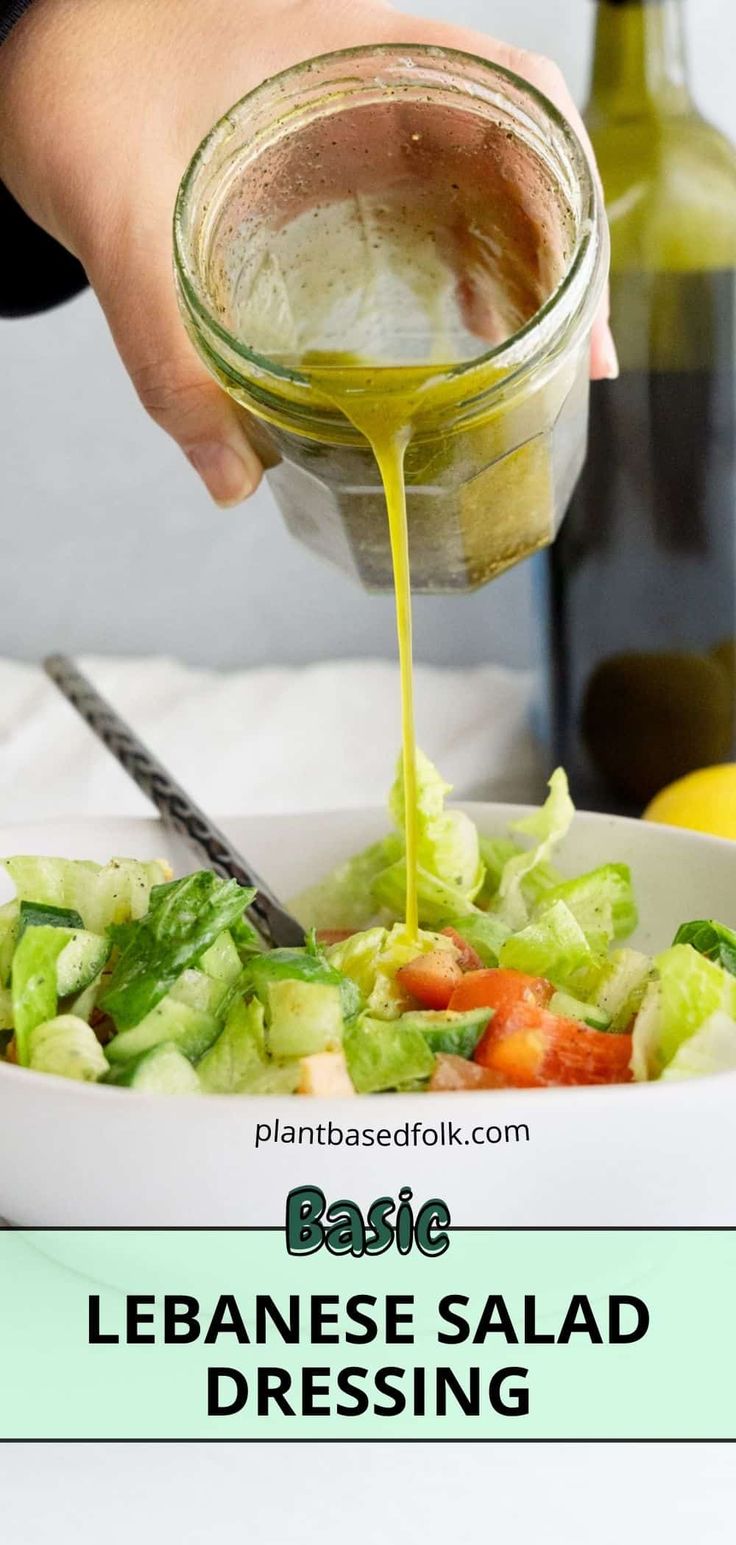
[547,0,736,810]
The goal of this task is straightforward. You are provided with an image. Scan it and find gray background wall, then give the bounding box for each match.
[0,0,732,669]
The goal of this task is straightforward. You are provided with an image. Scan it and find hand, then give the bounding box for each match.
[0,0,617,507]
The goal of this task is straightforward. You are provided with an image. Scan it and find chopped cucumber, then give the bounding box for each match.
[18,900,85,940]
[266,978,343,1060]
[106,996,221,1064]
[28,1015,108,1082]
[108,1042,201,1094]
[199,929,242,985]
[398,1007,491,1059]
[169,967,229,1018]
[56,930,111,998]
[548,990,612,1031]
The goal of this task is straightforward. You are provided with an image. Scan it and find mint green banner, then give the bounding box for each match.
[1,1229,734,1439]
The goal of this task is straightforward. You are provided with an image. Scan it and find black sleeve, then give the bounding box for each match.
[0,0,89,317]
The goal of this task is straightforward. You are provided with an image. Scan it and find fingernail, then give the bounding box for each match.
[601,330,620,381]
[187,441,256,506]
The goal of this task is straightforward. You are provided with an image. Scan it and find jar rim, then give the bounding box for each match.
[174,42,607,405]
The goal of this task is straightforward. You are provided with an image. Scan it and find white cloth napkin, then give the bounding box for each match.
[0,656,543,823]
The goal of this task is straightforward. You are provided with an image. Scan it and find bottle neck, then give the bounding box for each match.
[588,0,693,121]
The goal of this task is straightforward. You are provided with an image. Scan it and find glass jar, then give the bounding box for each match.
[175,45,608,592]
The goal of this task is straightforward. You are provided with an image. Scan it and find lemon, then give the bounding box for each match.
[644,764,736,839]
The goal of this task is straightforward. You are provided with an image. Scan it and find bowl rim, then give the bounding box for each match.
[1,801,734,1109]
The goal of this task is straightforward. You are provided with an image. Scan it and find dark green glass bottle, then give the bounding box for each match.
[547,0,736,810]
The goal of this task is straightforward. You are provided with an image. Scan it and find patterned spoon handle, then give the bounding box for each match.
[43,655,305,948]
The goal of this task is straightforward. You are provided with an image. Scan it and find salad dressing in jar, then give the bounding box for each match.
[175,46,607,936]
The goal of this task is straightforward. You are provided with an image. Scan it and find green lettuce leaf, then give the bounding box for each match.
[499,898,598,993]
[100,872,256,1030]
[28,1014,108,1083]
[540,864,638,952]
[11,925,69,1065]
[476,837,521,907]
[440,912,511,966]
[661,1011,736,1081]
[389,749,484,899]
[372,858,480,927]
[496,769,575,929]
[3,856,170,933]
[344,1014,435,1093]
[632,944,736,1080]
[328,924,456,1020]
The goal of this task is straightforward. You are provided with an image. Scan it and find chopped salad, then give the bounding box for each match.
[2,753,736,1095]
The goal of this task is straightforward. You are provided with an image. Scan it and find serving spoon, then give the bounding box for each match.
[43,655,305,949]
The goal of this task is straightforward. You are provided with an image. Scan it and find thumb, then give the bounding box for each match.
[92,230,262,507]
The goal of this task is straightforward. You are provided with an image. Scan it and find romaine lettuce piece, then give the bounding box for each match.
[330,923,456,1021]
[673,920,736,977]
[3,856,171,933]
[656,944,736,1070]
[631,945,736,1080]
[389,749,484,899]
[0,985,13,1031]
[0,900,18,988]
[440,912,511,967]
[101,871,255,1030]
[372,859,480,927]
[661,1011,736,1081]
[541,864,637,950]
[326,928,389,997]
[235,1061,302,1095]
[547,991,611,1031]
[344,1014,435,1093]
[11,925,69,1065]
[28,1014,108,1082]
[499,899,598,992]
[591,948,651,1032]
[496,768,575,929]
[291,835,402,931]
[197,998,267,1093]
[476,837,521,907]
[629,982,663,1083]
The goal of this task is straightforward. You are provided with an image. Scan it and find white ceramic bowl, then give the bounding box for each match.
[0,806,734,1227]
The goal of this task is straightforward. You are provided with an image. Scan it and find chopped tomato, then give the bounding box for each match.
[429,1053,511,1092]
[316,929,354,946]
[396,950,464,1010]
[440,927,483,972]
[473,1001,633,1088]
[448,968,553,1026]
